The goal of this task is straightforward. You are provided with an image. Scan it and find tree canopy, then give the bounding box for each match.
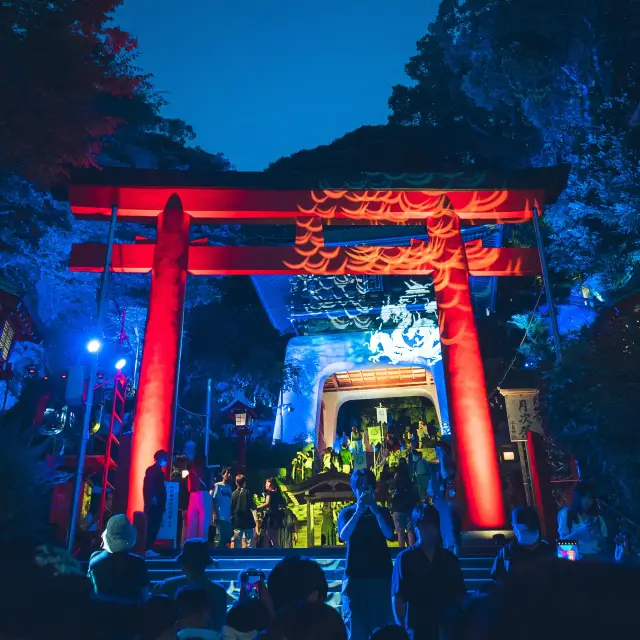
[390,0,640,293]
[0,0,233,414]
[0,0,142,185]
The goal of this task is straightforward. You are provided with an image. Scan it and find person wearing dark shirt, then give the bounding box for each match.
[143,449,169,558]
[338,469,395,640]
[392,504,466,640]
[491,506,555,582]
[256,477,285,548]
[88,514,150,603]
[390,460,418,549]
[153,539,229,633]
[232,474,256,549]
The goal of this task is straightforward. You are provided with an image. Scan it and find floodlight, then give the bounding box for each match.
[87,339,101,354]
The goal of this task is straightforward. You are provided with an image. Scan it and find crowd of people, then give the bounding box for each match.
[143,450,298,555]
[6,469,640,640]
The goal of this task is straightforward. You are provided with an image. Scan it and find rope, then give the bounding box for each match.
[488,287,544,400]
[177,405,209,418]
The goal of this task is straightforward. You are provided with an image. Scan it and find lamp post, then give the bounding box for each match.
[233,411,252,473]
[67,205,118,553]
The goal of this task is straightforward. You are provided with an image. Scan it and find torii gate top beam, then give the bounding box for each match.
[68,166,570,225]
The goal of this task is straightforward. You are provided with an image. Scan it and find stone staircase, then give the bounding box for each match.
[144,547,496,610]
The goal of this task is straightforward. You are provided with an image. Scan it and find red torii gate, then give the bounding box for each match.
[68,167,568,528]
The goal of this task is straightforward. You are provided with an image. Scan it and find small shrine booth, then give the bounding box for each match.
[284,469,354,547]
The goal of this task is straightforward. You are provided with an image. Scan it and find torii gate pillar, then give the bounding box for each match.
[429,209,503,528]
[128,195,190,518]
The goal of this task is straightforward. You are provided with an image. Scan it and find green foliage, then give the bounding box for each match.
[544,303,640,522]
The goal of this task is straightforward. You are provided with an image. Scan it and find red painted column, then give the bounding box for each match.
[128,195,190,518]
[428,209,504,528]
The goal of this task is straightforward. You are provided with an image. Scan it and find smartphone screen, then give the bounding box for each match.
[243,573,261,600]
[557,541,579,561]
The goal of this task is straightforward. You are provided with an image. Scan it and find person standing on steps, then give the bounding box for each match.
[212,468,234,548]
[392,504,466,640]
[186,457,212,541]
[232,474,256,549]
[257,477,285,548]
[338,469,395,640]
[143,449,169,558]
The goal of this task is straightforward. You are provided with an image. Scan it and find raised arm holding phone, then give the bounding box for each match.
[337,469,395,640]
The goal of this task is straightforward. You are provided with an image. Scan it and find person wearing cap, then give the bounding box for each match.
[491,506,555,583]
[144,449,169,558]
[153,538,229,634]
[392,504,466,640]
[88,514,150,603]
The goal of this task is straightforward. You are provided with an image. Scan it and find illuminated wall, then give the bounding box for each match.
[273,330,450,447]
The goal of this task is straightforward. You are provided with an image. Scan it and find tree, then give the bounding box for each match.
[544,295,640,524]
[0,6,232,404]
[388,1,543,170]
[386,0,640,518]
[0,0,143,185]
[403,0,640,293]
[180,277,289,413]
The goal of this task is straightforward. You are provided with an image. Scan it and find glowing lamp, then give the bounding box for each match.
[115,358,126,370]
[87,339,102,354]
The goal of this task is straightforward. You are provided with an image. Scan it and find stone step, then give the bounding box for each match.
[141,550,496,603]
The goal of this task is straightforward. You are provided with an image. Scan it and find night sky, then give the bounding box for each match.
[116,0,439,170]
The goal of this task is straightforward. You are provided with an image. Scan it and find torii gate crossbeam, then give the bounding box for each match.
[68,167,569,529]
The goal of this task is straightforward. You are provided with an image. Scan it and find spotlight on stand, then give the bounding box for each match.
[87,339,102,354]
[115,358,126,371]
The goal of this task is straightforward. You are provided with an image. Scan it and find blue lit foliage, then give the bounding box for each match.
[391,0,640,293]
[0,89,232,386]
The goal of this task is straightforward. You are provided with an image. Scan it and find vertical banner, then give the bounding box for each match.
[158,481,179,547]
[367,425,382,446]
[500,389,543,442]
[353,451,367,470]
[376,407,388,425]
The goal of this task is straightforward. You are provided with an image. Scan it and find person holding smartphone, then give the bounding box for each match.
[338,469,395,640]
[558,483,608,559]
[223,569,273,640]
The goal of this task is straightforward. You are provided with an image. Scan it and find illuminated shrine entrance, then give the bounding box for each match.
[273,332,450,452]
[68,166,568,529]
[326,367,441,445]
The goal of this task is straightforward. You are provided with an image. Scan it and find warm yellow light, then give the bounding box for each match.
[503,451,516,461]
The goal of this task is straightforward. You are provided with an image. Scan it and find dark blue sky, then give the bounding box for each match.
[116,1,438,170]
